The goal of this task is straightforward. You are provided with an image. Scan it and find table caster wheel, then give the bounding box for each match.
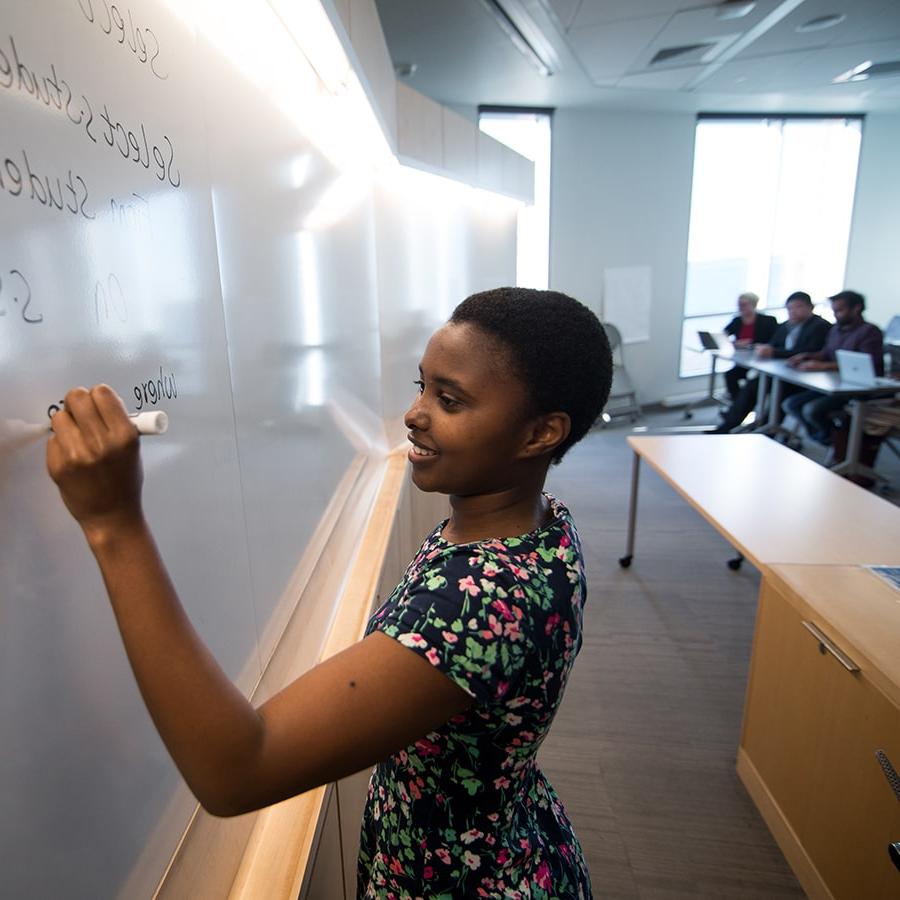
[727,556,743,571]
[618,555,632,568]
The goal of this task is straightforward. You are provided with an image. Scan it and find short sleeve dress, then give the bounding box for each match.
[359,494,592,899]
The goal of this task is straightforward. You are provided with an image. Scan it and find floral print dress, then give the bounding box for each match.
[359,494,591,899]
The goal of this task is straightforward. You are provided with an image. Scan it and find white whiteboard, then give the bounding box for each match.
[602,265,652,344]
[0,1,517,896]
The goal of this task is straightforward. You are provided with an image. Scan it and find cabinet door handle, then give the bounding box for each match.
[876,751,900,802]
[802,620,860,673]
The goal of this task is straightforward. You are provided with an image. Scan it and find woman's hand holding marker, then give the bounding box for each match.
[46,385,146,543]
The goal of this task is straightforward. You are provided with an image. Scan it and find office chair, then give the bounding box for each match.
[601,322,642,424]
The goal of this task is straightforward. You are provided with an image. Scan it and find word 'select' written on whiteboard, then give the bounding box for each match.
[602,266,652,344]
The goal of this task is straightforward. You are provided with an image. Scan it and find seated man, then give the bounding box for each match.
[782,290,884,444]
[723,292,779,399]
[711,291,830,433]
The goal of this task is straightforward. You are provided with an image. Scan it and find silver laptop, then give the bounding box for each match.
[835,349,896,388]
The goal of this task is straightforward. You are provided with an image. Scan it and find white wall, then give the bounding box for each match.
[550,109,697,404]
[550,109,900,406]
[845,113,900,330]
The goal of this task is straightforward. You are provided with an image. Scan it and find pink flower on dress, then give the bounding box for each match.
[460,828,483,843]
[435,848,451,864]
[492,598,515,621]
[508,563,530,581]
[458,575,481,596]
[423,866,433,879]
[463,850,481,870]
[504,620,523,642]
[426,647,441,666]
[442,630,458,644]
[545,612,561,635]
[415,737,441,757]
[535,861,552,888]
[398,633,427,649]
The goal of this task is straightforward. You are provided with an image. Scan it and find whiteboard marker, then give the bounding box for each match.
[130,411,168,435]
[37,410,169,435]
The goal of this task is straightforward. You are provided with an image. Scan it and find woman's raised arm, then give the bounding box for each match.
[47,385,470,817]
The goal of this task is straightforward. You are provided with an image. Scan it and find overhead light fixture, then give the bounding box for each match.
[796,13,846,32]
[833,60,872,83]
[394,62,418,78]
[715,1,756,20]
[478,0,559,77]
[834,59,900,82]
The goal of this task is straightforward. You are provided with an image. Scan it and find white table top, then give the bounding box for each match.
[627,434,900,568]
[710,348,899,397]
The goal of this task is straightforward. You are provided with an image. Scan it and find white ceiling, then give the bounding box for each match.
[372,0,900,113]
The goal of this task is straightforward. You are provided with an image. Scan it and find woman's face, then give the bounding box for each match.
[404,322,535,496]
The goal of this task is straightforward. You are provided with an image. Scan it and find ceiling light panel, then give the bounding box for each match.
[567,14,674,84]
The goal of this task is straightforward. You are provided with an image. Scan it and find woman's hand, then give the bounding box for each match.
[46,385,144,541]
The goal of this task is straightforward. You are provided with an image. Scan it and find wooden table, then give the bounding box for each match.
[618,433,900,897]
[620,434,900,569]
[739,564,900,899]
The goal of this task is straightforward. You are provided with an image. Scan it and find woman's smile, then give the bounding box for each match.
[408,435,439,462]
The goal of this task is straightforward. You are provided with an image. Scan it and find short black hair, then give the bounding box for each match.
[450,287,613,464]
[786,291,812,306]
[829,289,865,311]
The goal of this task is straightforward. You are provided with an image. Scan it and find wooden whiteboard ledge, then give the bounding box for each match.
[147,448,413,899]
[227,448,409,899]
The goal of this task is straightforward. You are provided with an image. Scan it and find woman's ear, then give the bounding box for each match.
[519,412,571,460]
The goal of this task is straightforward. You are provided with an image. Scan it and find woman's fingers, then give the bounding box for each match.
[60,386,113,454]
[91,384,138,443]
[46,385,144,533]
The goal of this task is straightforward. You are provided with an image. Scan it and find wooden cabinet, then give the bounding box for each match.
[740,573,900,899]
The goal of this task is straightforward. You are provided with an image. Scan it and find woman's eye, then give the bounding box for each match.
[413,379,425,394]
[439,394,460,409]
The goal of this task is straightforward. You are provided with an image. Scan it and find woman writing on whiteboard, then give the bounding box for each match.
[47,287,612,898]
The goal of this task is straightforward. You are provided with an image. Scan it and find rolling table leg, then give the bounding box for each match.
[757,375,785,436]
[619,451,640,568]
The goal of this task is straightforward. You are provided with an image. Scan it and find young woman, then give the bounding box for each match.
[47,286,613,898]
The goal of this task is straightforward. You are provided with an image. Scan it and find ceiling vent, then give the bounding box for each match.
[650,43,717,66]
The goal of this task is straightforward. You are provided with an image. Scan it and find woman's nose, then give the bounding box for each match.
[404,396,429,431]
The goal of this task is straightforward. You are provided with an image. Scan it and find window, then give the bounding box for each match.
[680,115,862,377]
[478,107,552,289]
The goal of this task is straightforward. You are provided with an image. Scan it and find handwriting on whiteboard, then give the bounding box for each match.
[75,0,168,80]
[0,268,41,324]
[0,149,95,219]
[0,34,181,188]
[94,273,128,324]
[133,367,177,411]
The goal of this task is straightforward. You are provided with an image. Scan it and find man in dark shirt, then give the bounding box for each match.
[782,290,884,443]
[711,291,830,432]
[723,292,779,399]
